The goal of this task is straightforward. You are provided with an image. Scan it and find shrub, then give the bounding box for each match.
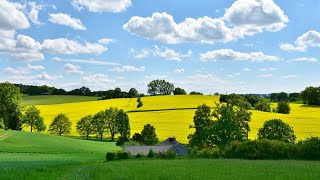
[132,133,143,143]
[137,97,141,102]
[147,149,156,158]
[223,140,293,160]
[258,119,296,143]
[296,137,320,160]
[254,99,271,112]
[135,153,144,158]
[106,152,117,161]
[137,101,143,108]
[198,148,220,159]
[116,136,129,146]
[117,152,130,160]
[156,150,176,159]
[277,101,291,114]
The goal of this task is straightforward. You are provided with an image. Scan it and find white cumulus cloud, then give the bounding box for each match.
[49,13,86,30]
[130,46,192,61]
[64,63,84,74]
[0,0,30,31]
[72,0,132,13]
[280,30,320,52]
[200,49,279,62]
[111,66,145,73]
[27,2,43,25]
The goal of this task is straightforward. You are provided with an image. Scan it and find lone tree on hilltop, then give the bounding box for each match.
[141,124,159,145]
[76,115,94,139]
[258,119,296,143]
[277,101,291,114]
[173,87,187,95]
[49,114,71,136]
[147,79,174,96]
[0,82,22,130]
[22,106,46,132]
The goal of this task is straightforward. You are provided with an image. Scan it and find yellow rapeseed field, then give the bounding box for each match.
[35,95,320,144]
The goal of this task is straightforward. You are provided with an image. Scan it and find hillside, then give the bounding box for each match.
[22,95,99,106]
[26,95,320,143]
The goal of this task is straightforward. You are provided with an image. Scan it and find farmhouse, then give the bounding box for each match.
[125,137,188,156]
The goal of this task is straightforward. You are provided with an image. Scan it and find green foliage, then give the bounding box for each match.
[258,119,296,143]
[128,88,139,98]
[156,150,176,159]
[117,151,130,160]
[141,124,159,145]
[189,91,203,95]
[173,87,187,95]
[219,94,251,110]
[22,106,46,132]
[135,153,144,158]
[137,100,143,108]
[0,118,4,129]
[49,114,72,136]
[116,136,129,146]
[301,86,320,105]
[132,133,143,143]
[188,104,213,147]
[243,95,259,107]
[92,111,108,140]
[105,107,120,141]
[296,137,320,160]
[270,92,289,102]
[223,140,294,159]
[76,115,94,139]
[254,98,271,112]
[116,110,130,139]
[198,148,220,159]
[106,152,116,161]
[147,79,175,96]
[277,101,291,114]
[0,82,22,130]
[147,149,156,158]
[209,104,252,146]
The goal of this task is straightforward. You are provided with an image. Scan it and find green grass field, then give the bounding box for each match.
[1,129,320,179]
[22,95,99,106]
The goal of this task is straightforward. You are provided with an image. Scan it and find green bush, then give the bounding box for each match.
[198,148,220,159]
[277,101,291,114]
[147,149,156,158]
[223,140,293,159]
[117,152,130,160]
[116,136,129,146]
[0,118,4,129]
[135,153,144,158]
[106,152,117,161]
[296,137,320,160]
[137,101,143,108]
[156,150,176,159]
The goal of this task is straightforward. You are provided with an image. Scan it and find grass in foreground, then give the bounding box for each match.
[22,95,99,106]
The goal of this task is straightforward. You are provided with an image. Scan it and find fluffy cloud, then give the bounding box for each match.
[16,34,42,51]
[82,74,115,88]
[27,64,45,70]
[37,73,63,80]
[51,57,119,66]
[280,30,320,52]
[130,46,192,61]
[200,49,279,62]
[242,68,251,72]
[224,0,288,34]
[49,13,86,30]
[11,52,44,62]
[124,0,288,44]
[0,0,30,31]
[4,67,29,75]
[111,66,145,72]
[144,75,168,79]
[293,57,318,62]
[27,2,43,25]
[98,38,115,45]
[64,63,84,74]
[72,0,132,13]
[42,38,107,55]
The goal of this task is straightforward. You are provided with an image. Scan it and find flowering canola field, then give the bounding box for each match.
[35,95,320,144]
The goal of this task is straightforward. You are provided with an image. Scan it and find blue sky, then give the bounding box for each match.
[0,0,320,94]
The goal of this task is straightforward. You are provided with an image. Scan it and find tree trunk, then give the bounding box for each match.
[86,134,89,140]
[30,126,33,132]
[111,133,114,141]
[100,134,103,141]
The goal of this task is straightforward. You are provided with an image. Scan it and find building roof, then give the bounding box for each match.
[124,145,173,155]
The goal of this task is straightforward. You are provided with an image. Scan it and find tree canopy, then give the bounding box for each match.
[258,119,296,143]
[147,80,174,96]
[301,86,320,105]
[22,106,46,132]
[76,115,94,139]
[141,124,159,145]
[173,87,187,95]
[0,82,22,130]
[49,114,71,136]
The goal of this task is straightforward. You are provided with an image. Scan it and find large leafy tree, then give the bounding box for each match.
[173,87,187,95]
[147,80,174,96]
[105,107,119,141]
[92,111,108,140]
[209,104,252,146]
[141,124,159,145]
[76,115,94,139]
[22,106,46,132]
[301,86,320,105]
[277,101,290,114]
[0,82,22,130]
[128,88,139,98]
[49,114,71,136]
[254,98,271,112]
[258,119,296,143]
[116,109,130,139]
[188,104,213,147]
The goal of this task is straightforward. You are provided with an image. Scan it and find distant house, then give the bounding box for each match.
[124,137,188,156]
